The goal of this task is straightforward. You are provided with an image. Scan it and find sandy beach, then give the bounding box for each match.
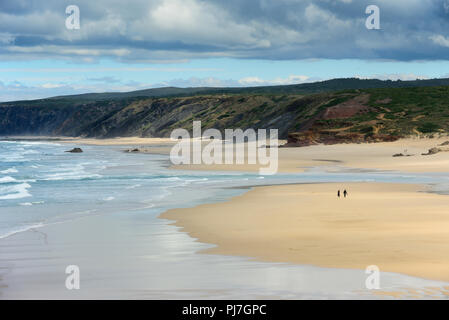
[2,136,449,299]
[7,135,449,284]
[161,182,449,282]
[55,136,449,282]
[168,137,449,173]
[45,135,449,173]
[62,137,175,146]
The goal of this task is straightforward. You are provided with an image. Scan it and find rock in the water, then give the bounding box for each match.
[422,147,441,156]
[393,153,404,157]
[65,147,83,153]
[439,141,449,146]
[125,148,140,152]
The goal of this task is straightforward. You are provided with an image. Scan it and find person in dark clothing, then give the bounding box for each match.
[337,190,340,198]
[343,189,348,198]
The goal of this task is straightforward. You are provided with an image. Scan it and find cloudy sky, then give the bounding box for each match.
[1,0,449,101]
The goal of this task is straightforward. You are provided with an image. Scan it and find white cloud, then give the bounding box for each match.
[445,0,449,13]
[355,74,429,81]
[40,83,64,89]
[238,75,311,86]
[0,0,448,62]
[6,45,131,58]
[155,77,235,87]
[131,0,271,49]
[304,4,351,29]
[0,33,14,44]
[430,34,449,48]
[0,66,221,73]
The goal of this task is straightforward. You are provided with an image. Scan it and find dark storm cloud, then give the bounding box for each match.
[1,0,449,62]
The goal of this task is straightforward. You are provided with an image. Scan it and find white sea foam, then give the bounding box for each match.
[103,196,115,201]
[0,168,18,174]
[41,172,102,181]
[164,177,183,182]
[18,141,61,146]
[0,182,32,200]
[22,150,39,155]
[0,154,26,162]
[135,203,155,210]
[19,201,44,206]
[0,222,44,239]
[0,176,17,183]
[0,208,96,240]
[126,184,142,189]
[185,178,209,182]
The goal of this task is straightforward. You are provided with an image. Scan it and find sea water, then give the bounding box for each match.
[1,140,449,299]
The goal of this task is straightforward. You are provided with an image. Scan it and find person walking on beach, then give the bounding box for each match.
[343,189,348,198]
[337,190,340,198]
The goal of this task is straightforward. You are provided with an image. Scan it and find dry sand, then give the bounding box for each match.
[23,135,449,173]
[60,136,175,146]
[0,135,175,146]
[169,137,449,173]
[161,182,449,282]
[69,136,447,173]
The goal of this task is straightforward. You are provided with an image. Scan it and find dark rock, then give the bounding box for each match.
[65,147,83,153]
[281,130,400,148]
[439,141,449,146]
[125,148,140,153]
[422,147,441,156]
[393,153,404,157]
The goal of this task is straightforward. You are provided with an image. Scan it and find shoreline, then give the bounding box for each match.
[4,135,449,173]
[2,137,449,297]
[160,182,449,283]
[0,135,175,146]
[68,136,449,173]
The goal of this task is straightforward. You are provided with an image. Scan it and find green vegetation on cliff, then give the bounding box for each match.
[1,78,449,145]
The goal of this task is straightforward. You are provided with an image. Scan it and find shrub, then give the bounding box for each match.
[418,122,441,133]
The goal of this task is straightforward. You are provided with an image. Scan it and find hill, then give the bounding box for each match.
[1,78,449,145]
[37,77,449,101]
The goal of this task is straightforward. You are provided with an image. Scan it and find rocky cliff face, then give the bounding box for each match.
[0,95,308,139]
[282,94,400,146]
[1,84,449,145]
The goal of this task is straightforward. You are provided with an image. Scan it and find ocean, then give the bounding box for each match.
[1,140,449,299]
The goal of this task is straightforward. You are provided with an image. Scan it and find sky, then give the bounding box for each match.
[1,0,449,101]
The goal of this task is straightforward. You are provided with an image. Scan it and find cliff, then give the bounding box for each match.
[1,78,449,145]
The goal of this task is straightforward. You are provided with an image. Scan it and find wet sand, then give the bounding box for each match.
[2,136,449,298]
[161,182,449,282]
